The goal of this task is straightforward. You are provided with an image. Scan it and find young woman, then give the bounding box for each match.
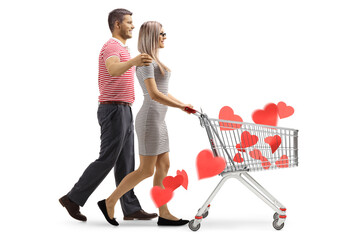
[98,21,193,226]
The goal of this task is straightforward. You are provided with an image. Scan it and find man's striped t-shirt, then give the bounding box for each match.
[98,38,135,103]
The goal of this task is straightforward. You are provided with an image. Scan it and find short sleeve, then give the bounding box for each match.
[136,62,155,81]
[102,42,121,61]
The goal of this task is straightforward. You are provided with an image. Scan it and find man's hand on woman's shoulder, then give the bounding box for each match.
[132,53,153,67]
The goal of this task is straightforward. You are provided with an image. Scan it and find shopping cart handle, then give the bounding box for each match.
[184,107,197,114]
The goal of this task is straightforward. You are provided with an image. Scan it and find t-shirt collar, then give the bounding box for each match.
[111,37,129,50]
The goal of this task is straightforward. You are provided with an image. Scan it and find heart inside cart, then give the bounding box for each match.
[233,153,244,163]
[275,155,289,168]
[236,131,259,152]
[265,135,282,153]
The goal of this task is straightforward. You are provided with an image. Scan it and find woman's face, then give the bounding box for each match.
[159,28,166,48]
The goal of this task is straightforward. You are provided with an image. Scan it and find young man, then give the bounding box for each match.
[59,8,156,222]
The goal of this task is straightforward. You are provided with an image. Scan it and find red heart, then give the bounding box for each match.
[233,153,244,163]
[252,103,278,126]
[249,149,263,160]
[196,149,226,180]
[265,135,282,153]
[249,149,271,169]
[236,131,258,151]
[162,175,184,191]
[176,170,188,190]
[219,106,243,131]
[275,155,289,168]
[241,131,259,148]
[236,143,246,152]
[277,102,294,119]
[259,156,271,170]
[150,186,174,208]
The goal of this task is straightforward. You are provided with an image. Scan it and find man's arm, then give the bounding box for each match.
[105,53,152,77]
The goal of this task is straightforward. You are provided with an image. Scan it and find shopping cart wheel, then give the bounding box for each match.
[272,219,285,230]
[189,219,201,231]
[198,208,209,219]
[273,212,279,220]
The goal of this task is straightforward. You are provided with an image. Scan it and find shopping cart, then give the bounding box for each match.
[184,107,298,231]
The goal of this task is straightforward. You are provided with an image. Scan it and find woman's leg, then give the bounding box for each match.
[153,152,179,220]
[105,155,157,219]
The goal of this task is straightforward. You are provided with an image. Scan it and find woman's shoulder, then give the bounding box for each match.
[136,61,155,72]
[136,60,155,68]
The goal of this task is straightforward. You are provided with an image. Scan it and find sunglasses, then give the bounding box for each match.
[160,32,166,37]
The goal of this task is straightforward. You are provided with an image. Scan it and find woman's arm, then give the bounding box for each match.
[144,78,190,110]
[167,93,184,105]
[167,93,193,113]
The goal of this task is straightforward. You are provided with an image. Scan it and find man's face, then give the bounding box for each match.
[119,15,134,39]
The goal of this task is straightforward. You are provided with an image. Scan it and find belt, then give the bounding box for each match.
[99,101,132,106]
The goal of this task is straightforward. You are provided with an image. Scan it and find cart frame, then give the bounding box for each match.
[188,110,298,231]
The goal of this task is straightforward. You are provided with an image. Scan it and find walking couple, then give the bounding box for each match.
[59,8,193,227]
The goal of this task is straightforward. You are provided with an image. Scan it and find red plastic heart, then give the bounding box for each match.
[236,131,258,152]
[236,143,246,152]
[233,153,244,163]
[196,149,226,180]
[265,135,282,153]
[176,170,188,190]
[259,156,271,170]
[249,149,263,160]
[150,186,174,208]
[219,106,243,131]
[162,175,184,191]
[275,155,289,168]
[252,103,278,126]
[277,102,294,119]
[241,131,259,148]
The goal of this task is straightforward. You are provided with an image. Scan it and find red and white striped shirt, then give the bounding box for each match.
[98,38,135,103]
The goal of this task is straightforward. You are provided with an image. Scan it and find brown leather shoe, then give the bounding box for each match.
[123,209,158,220]
[59,195,87,222]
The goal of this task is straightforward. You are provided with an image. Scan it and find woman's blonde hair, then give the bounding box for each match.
[138,21,170,75]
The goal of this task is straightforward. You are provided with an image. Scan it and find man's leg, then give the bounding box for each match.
[66,104,128,207]
[114,119,142,216]
[113,106,157,220]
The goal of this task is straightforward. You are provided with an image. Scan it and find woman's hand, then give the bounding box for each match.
[181,104,194,114]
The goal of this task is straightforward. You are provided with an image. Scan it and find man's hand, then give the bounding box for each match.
[105,53,153,77]
[132,53,153,67]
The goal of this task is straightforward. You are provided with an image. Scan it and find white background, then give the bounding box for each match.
[1,0,359,239]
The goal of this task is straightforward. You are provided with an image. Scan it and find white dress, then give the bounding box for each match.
[135,61,170,156]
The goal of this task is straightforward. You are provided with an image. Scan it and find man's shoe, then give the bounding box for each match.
[157,217,189,226]
[59,195,87,222]
[123,209,158,220]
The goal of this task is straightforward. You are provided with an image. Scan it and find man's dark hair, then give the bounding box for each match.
[108,8,133,32]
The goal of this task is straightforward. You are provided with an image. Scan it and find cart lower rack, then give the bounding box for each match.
[186,108,298,231]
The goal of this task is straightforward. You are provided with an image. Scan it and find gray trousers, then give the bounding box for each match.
[67,104,141,216]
